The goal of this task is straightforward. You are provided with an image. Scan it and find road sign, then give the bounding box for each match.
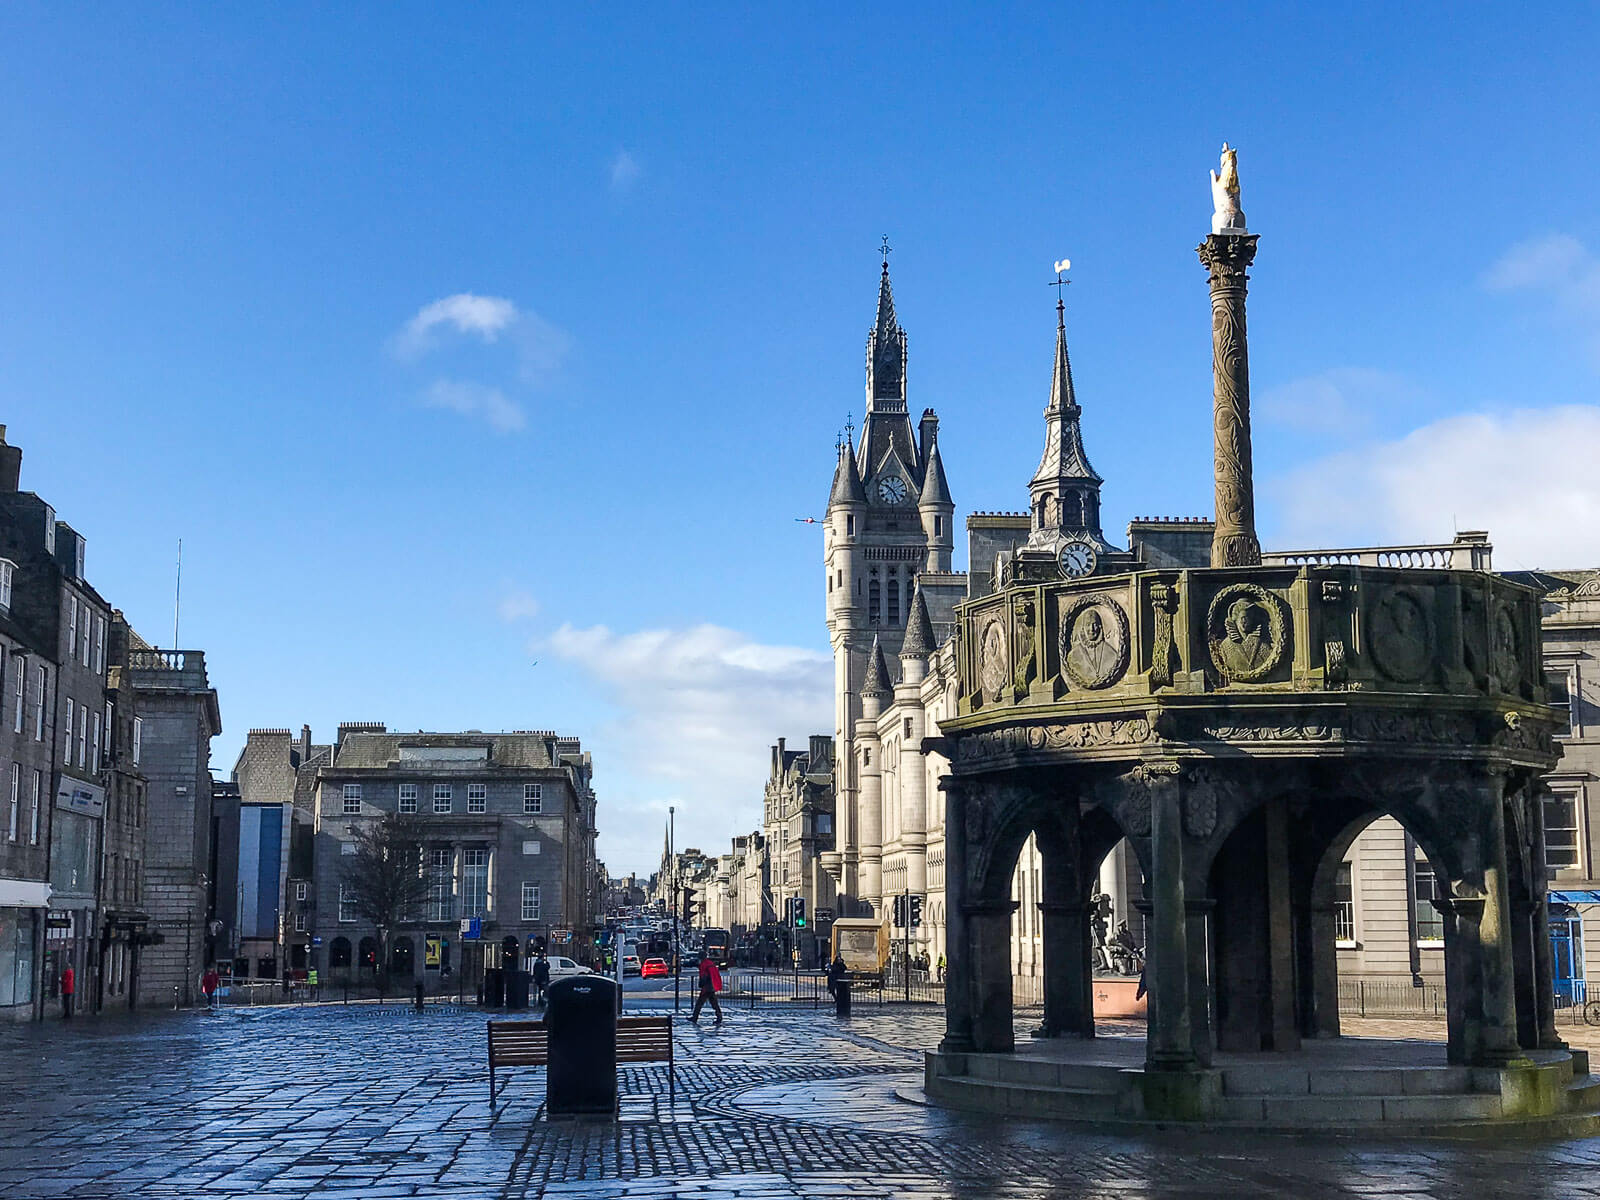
[312,936,322,947]
[459,917,482,940]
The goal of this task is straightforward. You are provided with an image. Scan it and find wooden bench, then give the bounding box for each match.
[487,1016,674,1105]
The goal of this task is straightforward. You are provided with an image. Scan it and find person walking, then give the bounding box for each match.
[532,951,551,1006]
[59,964,75,1019]
[688,951,722,1025]
[201,967,220,1011]
[936,954,946,982]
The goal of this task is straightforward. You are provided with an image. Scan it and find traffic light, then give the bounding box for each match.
[681,888,693,927]
[892,894,906,928]
[909,895,923,929]
[794,898,807,928]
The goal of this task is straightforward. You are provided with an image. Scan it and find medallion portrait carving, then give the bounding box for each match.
[1059,595,1131,690]
[978,617,1009,701]
[1491,604,1520,687]
[1206,583,1288,682]
[1369,589,1433,683]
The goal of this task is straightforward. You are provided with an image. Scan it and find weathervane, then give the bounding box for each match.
[1051,258,1071,323]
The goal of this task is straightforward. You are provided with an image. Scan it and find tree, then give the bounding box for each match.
[340,812,430,994]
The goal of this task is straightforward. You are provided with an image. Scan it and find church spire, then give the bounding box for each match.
[865,242,906,410]
[1027,285,1108,551]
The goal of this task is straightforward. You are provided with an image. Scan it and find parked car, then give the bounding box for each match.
[641,958,669,979]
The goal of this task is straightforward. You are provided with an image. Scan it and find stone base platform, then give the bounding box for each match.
[920,1034,1600,1137]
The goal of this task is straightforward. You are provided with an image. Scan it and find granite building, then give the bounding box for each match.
[311,727,599,984]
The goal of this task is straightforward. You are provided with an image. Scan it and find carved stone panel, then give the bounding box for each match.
[1013,597,1037,695]
[1491,603,1520,690]
[978,616,1009,702]
[1206,583,1289,682]
[1369,588,1433,683]
[1184,768,1220,840]
[1059,594,1131,690]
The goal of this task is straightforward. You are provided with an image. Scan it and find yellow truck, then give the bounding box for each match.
[829,918,888,983]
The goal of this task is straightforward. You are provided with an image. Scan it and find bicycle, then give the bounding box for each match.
[1581,997,1600,1026]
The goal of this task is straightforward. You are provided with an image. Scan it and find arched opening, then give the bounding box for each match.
[358,936,378,976]
[329,936,352,970]
[390,936,414,978]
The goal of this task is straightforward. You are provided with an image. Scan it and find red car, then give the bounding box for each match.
[641,958,669,979]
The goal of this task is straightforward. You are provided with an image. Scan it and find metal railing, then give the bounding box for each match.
[1337,977,1446,1017]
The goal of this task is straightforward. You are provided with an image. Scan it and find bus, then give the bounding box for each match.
[700,928,732,968]
[829,918,889,982]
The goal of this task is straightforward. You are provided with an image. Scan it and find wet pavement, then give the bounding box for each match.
[1,1001,1599,1198]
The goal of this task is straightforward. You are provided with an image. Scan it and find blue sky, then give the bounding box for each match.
[3,7,1598,875]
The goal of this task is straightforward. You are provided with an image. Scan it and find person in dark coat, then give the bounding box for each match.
[532,952,551,1005]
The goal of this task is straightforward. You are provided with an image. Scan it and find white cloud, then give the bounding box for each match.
[1484,235,1600,357]
[609,149,641,192]
[392,293,572,382]
[1258,367,1423,434]
[421,379,526,433]
[1269,404,1600,568]
[393,293,518,358]
[497,590,541,623]
[544,622,832,871]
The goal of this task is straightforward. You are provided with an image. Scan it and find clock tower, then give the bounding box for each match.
[823,252,953,915]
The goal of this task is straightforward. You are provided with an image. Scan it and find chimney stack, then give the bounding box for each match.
[0,426,22,493]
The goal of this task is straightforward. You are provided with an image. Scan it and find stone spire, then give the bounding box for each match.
[919,441,952,506]
[1026,297,1106,550]
[900,586,935,661]
[863,635,893,696]
[867,259,904,406]
[828,435,866,508]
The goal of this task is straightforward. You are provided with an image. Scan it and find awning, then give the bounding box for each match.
[1549,890,1600,905]
[0,878,53,908]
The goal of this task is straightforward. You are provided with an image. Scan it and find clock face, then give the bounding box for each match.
[1058,540,1098,579]
[877,476,908,505]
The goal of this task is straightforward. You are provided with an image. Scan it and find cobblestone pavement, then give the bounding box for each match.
[3,1002,1600,1198]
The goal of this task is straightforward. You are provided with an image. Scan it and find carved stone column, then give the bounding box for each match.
[1038,898,1094,1039]
[1197,233,1261,568]
[1144,764,1195,1070]
[969,899,1020,1053]
[1474,772,1524,1065]
[938,777,975,1053]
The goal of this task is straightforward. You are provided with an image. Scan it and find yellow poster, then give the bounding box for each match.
[425,937,442,968]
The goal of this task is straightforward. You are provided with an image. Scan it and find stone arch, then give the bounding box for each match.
[358,936,378,976]
[390,935,415,978]
[329,936,352,970]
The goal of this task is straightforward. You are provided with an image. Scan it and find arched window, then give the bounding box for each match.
[868,579,881,624]
[887,577,900,626]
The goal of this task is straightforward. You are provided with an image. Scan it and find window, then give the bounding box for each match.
[887,577,900,626]
[12,659,23,734]
[1333,862,1355,943]
[7,763,16,841]
[523,784,542,814]
[903,718,913,738]
[521,882,541,921]
[468,783,486,813]
[103,702,111,759]
[293,913,307,932]
[934,515,944,537]
[816,812,833,836]
[338,885,356,923]
[1545,791,1581,870]
[398,783,418,814]
[63,698,74,764]
[1413,858,1444,943]
[77,705,87,769]
[846,515,855,536]
[462,849,488,917]
[91,712,101,773]
[428,848,453,921]
[93,617,105,675]
[342,783,362,815]
[295,881,307,901]
[868,578,881,624]
[67,596,78,660]
[34,666,46,740]
[29,770,41,844]
[863,747,871,766]
[433,784,453,813]
[0,560,12,610]
[132,716,142,764]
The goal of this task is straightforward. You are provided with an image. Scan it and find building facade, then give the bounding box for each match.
[311,727,599,985]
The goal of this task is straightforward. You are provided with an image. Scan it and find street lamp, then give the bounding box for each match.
[670,805,679,1014]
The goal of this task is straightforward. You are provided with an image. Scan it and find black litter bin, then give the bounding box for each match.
[546,974,619,1115]
[505,970,530,1011]
[834,976,851,1017]
[483,967,505,1008]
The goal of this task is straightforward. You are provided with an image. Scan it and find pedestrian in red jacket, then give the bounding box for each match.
[60,965,75,1020]
[689,952,722,1025]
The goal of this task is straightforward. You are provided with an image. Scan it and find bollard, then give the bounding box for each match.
[173,985,179,1011]
[414,983,425,1013]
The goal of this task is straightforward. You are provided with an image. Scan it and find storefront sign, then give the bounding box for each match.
[54,779,105,818]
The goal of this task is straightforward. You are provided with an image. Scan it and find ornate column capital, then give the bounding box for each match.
[1197,233,1259,281]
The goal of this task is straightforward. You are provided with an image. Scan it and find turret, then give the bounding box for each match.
[918,411,954,572]
[826,438,865,622]
[899,586,935,686]
[861,636,893,719]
